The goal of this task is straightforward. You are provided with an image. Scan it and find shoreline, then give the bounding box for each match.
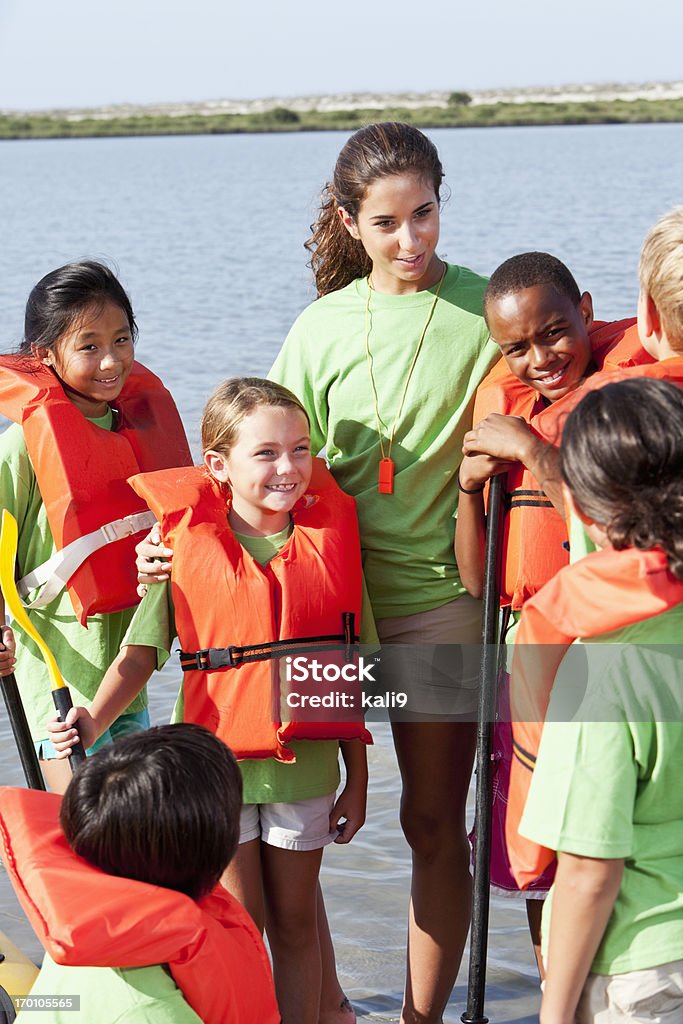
[2,82,683,140]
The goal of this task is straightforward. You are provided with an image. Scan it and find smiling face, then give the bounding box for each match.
[206,405,312,537]
[486,285,594,403]
[339,172,442,295]
[37,300,134,417]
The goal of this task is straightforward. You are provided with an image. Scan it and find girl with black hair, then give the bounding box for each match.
[517,378,683,1023]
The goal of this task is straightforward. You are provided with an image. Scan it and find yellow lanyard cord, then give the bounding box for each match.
[364,263,446,462]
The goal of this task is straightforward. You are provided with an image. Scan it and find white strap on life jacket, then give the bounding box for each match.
[17,511,157,609]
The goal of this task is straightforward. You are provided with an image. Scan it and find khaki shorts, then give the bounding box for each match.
[376,594,483,719]
[576,960,683,1023]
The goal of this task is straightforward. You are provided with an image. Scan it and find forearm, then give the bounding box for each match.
[89,644,157,739]
[339,738,368,788]
[454,491,486,599]
[521,437,565,516]
[541,853,624,1024]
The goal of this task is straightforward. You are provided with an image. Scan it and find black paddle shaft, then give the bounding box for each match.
[462,473,506,1024]
[52,687,87,769]
[0,671,46,790]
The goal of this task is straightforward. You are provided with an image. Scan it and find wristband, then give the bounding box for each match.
[457,470,485,495]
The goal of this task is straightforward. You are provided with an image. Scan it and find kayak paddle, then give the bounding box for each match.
[0,510,85,770]
[462,472,506,1024]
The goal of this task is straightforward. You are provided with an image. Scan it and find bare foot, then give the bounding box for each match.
[319,995,356,1024]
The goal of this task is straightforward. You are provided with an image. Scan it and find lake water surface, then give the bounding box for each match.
[1,123,682,1021]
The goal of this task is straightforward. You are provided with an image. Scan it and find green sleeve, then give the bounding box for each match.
[0,424,34,538]
[269,317,329,457]
[520,715,637,859]
[121,581,177,671]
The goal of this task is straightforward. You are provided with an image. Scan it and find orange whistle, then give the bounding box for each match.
[378,457,395,494]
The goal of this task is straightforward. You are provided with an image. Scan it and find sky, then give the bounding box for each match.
[1,0,682,112]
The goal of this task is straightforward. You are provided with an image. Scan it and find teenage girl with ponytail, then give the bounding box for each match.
[270,123,499,1024]
[517,377,683,1024]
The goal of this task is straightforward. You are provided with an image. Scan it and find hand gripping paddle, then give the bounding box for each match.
[0,510,85,770]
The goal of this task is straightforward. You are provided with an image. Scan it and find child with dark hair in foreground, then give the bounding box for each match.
[518,378,683,1023]
[0,723,279,1024]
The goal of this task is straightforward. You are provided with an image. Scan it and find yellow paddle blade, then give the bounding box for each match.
[0,510,66,691]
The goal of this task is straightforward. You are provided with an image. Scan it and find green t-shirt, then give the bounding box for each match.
[0,417,144,740]
[123,523,376,804]
[520,605,683,975]
[270,264,498,619]
[18,954,201,1023]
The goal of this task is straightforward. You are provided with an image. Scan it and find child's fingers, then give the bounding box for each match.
[135,529,172,570]
[0,633,17,672]
[333,817,361,844]
[47,706,82,732]
[0,625,16,655]
[0,653,17,675]
[46,718,80,759]
[0,632,17,675]
[52,737,78,759]
[136,544,173,563]
[136,567,172,586]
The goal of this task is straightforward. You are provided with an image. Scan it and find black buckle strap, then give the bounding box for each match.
[179,647,243,671]
[179,612,360,672]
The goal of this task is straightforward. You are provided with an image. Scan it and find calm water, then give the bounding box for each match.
[1,123,682,1021]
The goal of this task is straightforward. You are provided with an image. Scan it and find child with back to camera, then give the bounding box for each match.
[0,722,279,1024]
[0,261,190,793]
[516,378,683,1024]
[48,377,372,1024]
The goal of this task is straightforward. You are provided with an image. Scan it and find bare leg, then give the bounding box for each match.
[392,720,477,1024]
[317,883,356,1024]
[221,838,265,932]
[525,898,545,980]
[262,845,324,1024]
[41,757,74,795]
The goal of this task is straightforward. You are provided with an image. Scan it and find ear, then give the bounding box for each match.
[562,482,591,527]
[338,206,361,241]
[562,481,610,550]
[204,450,231,485]
[578,291,594,329]
[638,290,661,339]
[32,344,55,367]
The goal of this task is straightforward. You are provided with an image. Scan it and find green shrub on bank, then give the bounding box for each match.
[1,97,682,140]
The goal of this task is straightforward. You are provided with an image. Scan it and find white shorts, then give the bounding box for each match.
[239,791,338,850]
[576,959,683,1023]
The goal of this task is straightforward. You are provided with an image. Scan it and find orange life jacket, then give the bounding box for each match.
[472,319,649,608]
[507,547,683,889]
[0,357,191,625]
[130,458,373,761]
[0,787,279,1024]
